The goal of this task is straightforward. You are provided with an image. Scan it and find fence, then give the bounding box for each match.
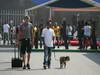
[0,9,25,26]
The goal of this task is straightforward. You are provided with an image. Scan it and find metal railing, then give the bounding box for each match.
[0,9,25,26]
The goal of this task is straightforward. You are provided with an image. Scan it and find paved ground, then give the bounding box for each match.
[0,47,100,75]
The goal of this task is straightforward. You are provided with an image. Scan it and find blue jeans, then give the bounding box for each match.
[43,47,52,67]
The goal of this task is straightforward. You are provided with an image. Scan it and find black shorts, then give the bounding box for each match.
[20,38,32,54]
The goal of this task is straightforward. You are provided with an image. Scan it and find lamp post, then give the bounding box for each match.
[49,8,52,20]
[77,13,80,26]
[10,20,14,45]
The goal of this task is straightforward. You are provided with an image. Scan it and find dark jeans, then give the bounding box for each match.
[34,37,38,49]
[78,38,83,49]
[56,36,60,48]
[3,32,9,44]
[39,37,43,48]
[62,36,69,49]
[43,47,52,67]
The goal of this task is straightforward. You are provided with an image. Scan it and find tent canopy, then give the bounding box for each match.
[47,0,93,8]
[26,0,94,13]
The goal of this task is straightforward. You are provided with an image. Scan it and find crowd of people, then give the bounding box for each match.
[0,16,98,50]
[0,16,98,49]
[0,16,98,69]
[0,22,15,45]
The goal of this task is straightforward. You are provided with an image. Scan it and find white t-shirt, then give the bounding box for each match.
[3,24,10,33]
[42,28,55,47]
[83,25,91,37]
[66,25,72,36]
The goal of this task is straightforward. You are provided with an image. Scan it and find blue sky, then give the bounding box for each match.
[91,0,100,4]
[32,0,51,4]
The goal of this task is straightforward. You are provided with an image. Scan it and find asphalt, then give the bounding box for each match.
[0,47,100,75]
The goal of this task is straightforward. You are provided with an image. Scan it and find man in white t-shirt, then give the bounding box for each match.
[3,23,10,45]
[42,23,55,69]
[83,25,91,37]
[83,23,92,50]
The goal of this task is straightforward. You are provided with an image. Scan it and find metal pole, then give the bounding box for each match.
[77,13,80,26]
[49,8,52,20]
[25,10,28,16]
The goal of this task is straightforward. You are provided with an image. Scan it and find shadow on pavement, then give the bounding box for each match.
[0,50,14,53]
[83,53,100,65]
[0,68,45,71]
[0,61,11,64]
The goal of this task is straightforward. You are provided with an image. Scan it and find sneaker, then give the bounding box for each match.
[27,64,30,69]
[23,65,26,69]
[48,65,50,69]
[43,65,46,69]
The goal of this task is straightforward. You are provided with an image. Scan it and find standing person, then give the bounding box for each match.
[66,24,73,42]
[52,22,61,48]
[83,22,92,50]
[3,23,10,45]
[10,24,16,45]
[38,24,44,48]
[90,20,97,49]
[61,20,69,49]
[77,20,84,49]
[42,22,55,69]
[84,22,91,38]
[18,16,33,69]
[32,26,38,49]
[34,26,39,49]
[16,24,24,58]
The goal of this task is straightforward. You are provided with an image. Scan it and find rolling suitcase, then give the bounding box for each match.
[11,44,22,68]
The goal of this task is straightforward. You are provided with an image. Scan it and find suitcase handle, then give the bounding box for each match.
[14,43,16,58]
[14,43,21,58]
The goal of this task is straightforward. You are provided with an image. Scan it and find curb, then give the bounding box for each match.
[32,49,100,53]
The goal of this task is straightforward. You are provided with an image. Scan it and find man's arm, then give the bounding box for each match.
[53,29,55,40]
[15,26,20,46]
[41,28,47,47]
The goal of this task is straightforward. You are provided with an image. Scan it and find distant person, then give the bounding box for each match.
[0,24,3,45]
[61,20,69,49]
[90,20,97,49]
[84,22,91,38]
[77,20,84,49]
[83,22,92,50]
[3,23,10,45]
[32,26,39,49]
[66,24,73,40]
[52,22,61,48]
[10,24,16,45]
[42,22,55,69]
[16,24,23,58]
[38,24,44,48]
[0,33,2,45]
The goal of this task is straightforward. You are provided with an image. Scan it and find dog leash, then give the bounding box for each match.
[53,50,59,61]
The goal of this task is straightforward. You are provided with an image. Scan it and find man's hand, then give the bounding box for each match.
[16,40,20,47]
[30,39,34,48]
[44,44,48,48]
